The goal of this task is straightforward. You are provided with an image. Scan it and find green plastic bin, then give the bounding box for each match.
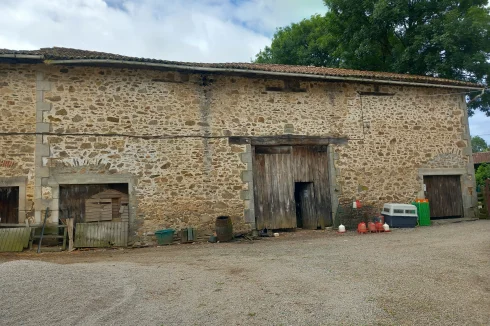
[413,200,431,226]
[420,200,431,226]
[155,229,174,245]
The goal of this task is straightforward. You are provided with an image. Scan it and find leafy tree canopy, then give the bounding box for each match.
[472,135,489,152]
[255,0,490,116]
[476,163,490,186]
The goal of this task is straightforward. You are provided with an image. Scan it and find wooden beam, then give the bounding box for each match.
[358,91,395,96]
[67,218,74,251]
[229,135,348,146]
[255,146,292,154]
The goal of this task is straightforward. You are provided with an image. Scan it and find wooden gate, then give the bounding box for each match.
[424,175,463,218]
[253,146,331,230]
[75,222,128,248]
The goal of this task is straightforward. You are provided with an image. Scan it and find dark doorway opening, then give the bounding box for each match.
[424,175,463,219]
[295,182,316,229]
[59,184,129,224]
[0,187,19,224]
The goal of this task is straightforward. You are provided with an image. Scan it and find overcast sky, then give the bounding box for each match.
[0,0,488,142]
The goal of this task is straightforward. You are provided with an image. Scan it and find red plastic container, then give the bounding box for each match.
[375,222,384,232]
[368,222,376,233]
[357,222,367,234]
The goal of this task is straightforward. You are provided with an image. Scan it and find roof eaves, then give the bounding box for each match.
[0,53,44,59]
[0,47,483,89]
[45,58,484,90]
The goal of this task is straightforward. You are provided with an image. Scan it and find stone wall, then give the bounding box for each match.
[0,63,476,241]
[335,90,471,205]
[0,64,36,221]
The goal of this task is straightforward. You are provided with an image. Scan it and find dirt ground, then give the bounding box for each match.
[1,220,489,326]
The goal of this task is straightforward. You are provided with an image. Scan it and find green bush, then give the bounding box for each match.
[476,163,490,187]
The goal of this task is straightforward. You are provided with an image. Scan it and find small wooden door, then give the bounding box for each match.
[424,175,463,218]
[295,182,316,229]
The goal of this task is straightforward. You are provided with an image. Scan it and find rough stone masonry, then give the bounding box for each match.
[0,62,477,244]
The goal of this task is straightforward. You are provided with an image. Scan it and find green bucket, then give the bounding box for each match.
[155,229,174,245]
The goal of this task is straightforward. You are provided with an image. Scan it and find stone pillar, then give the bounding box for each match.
[34,71,55,223]
[460,97,478,218]
[328,144,341,226]
[240,144,255,229]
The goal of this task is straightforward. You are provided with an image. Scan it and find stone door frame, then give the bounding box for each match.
[239,142,340,229]
[46,174,137,241]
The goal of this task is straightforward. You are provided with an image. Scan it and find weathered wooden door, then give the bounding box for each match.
[293,146,331,229]
[0,187,19,224]
[254,147,296,229]
[253,146,331,230]
[424,175,463,218]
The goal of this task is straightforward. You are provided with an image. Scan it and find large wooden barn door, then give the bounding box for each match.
[424,175,463,218]
[254,147,296,230]
[253,146,331,230]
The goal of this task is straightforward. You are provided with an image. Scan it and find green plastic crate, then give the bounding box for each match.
[155,229,174,245]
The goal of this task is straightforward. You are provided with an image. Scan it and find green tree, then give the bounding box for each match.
[472,135,489,152]
[255,0,490,116]
[255,15,339,67]
[476,163,490,187]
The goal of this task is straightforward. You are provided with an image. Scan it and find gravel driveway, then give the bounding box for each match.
[1,220,489,326]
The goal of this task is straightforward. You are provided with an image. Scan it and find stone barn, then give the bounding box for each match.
[0,47,481,244]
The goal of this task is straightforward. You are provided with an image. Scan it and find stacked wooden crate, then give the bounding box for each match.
[85,189,129,222]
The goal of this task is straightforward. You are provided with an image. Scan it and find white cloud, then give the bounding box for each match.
[0,0,326,62]
[228,0,327,33]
